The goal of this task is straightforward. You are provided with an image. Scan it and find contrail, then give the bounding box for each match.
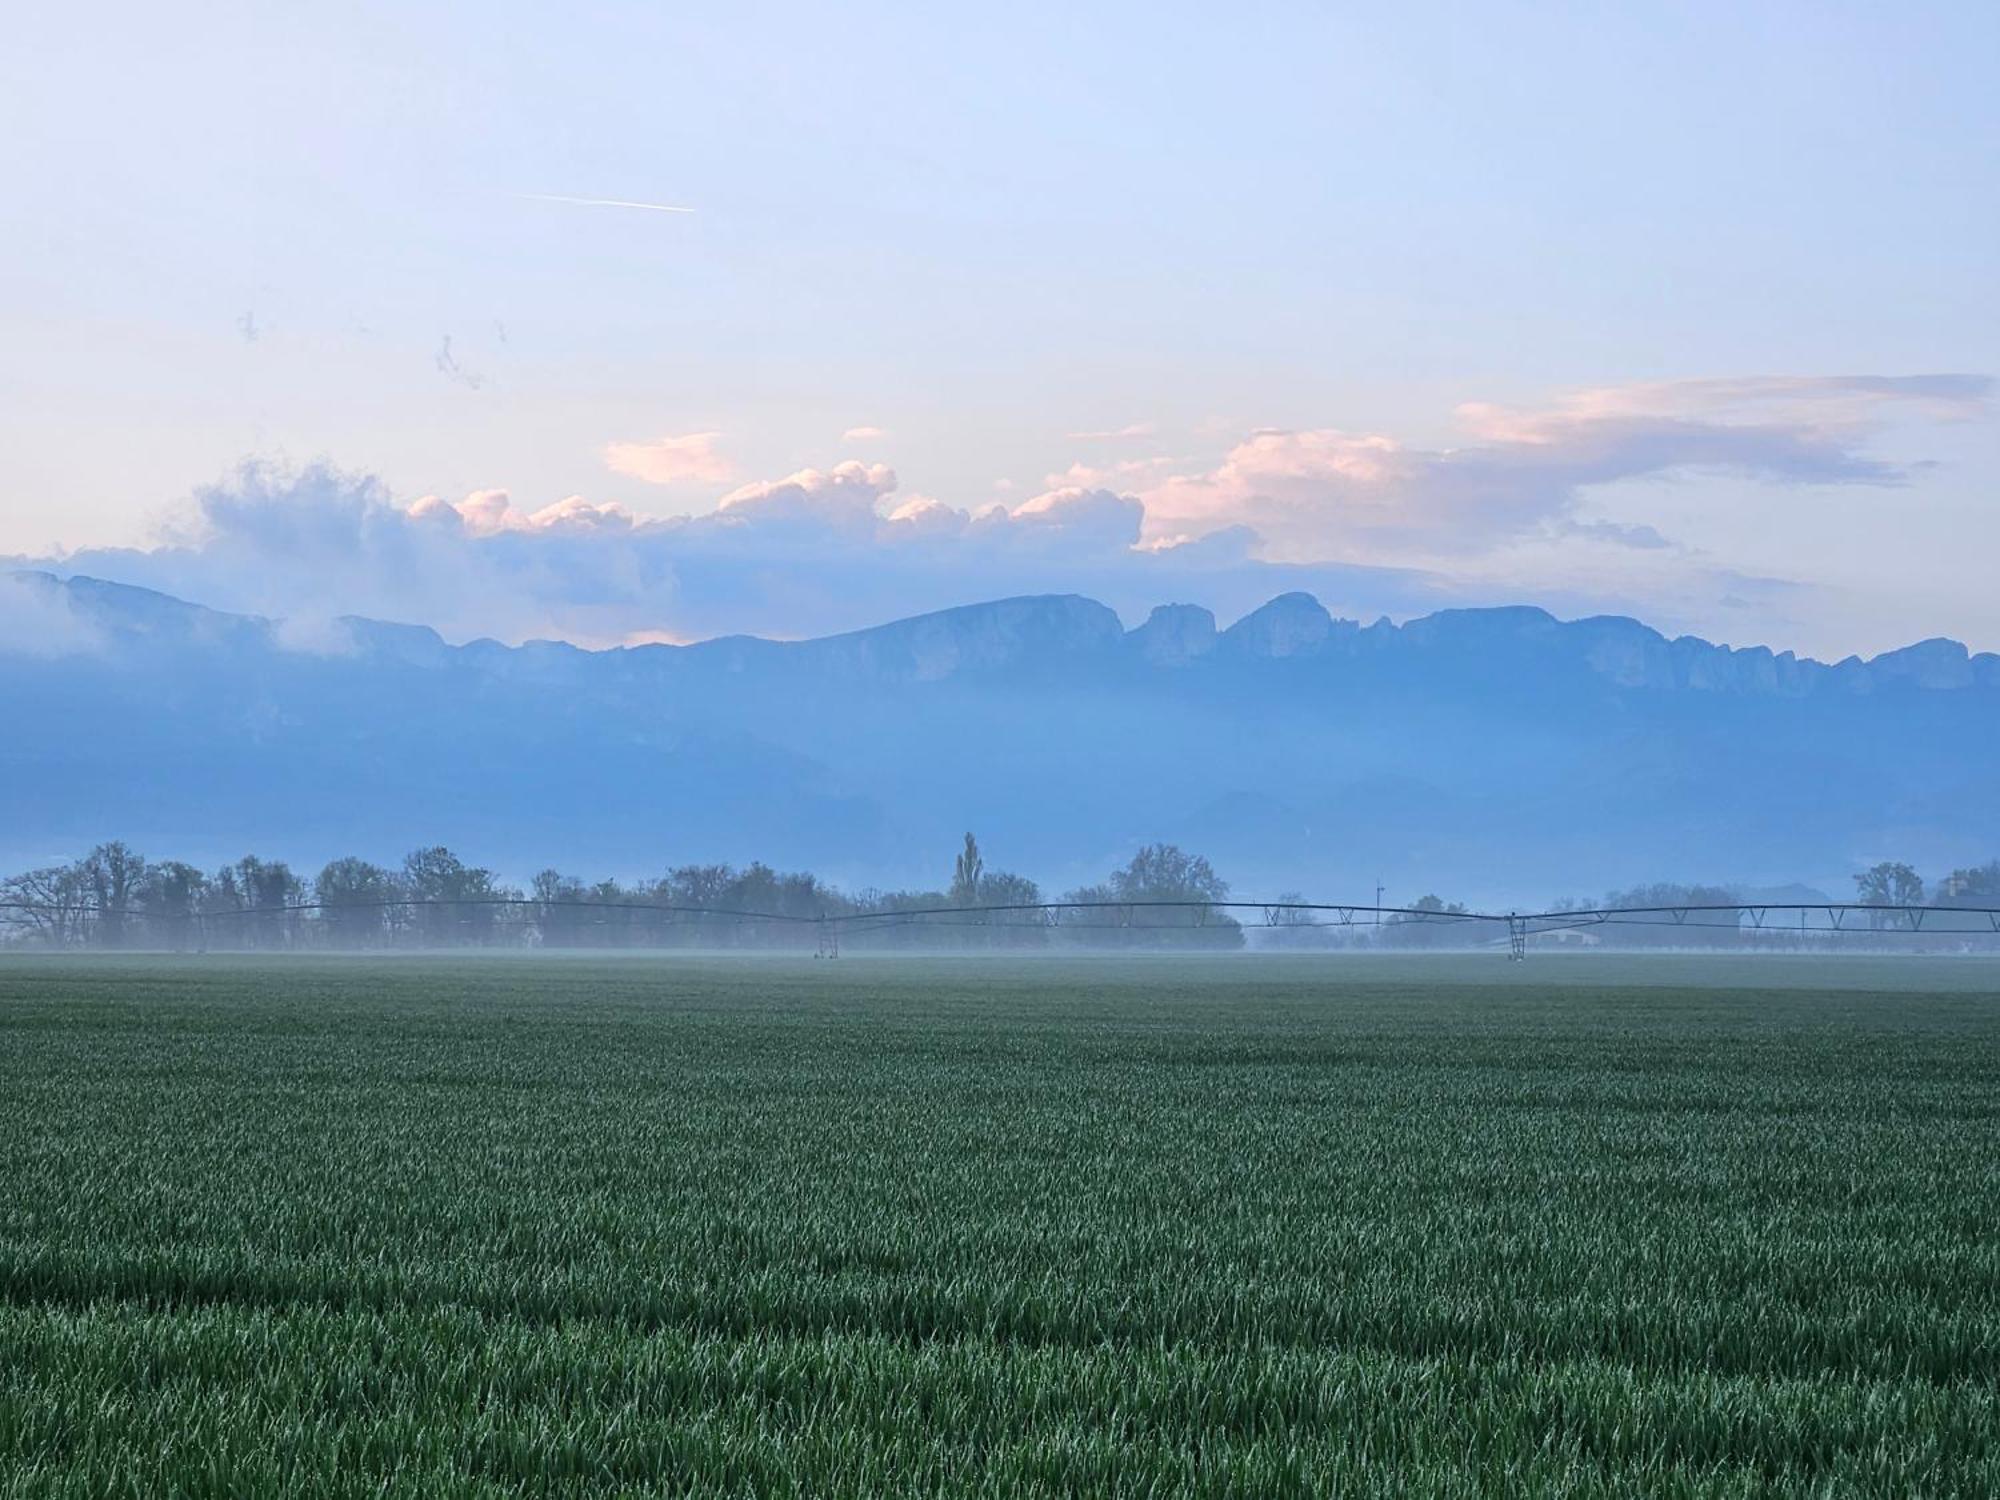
[515,192,695,215]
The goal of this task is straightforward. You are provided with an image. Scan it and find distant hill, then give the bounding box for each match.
[3,570,1996,900]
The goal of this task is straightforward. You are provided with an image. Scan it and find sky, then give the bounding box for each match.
[1,1,1994,657]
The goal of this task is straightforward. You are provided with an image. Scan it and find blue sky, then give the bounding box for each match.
[2,1,1994,655]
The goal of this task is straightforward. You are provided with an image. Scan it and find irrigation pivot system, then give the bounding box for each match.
[817,898,2000,957]
[5,895,2000,956]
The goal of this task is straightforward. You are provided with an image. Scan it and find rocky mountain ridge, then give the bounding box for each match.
[18,571,1994,697]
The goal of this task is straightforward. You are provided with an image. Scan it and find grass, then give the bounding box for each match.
[1,953,1996,1496]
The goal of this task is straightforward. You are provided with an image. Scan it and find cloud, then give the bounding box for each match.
[1476,374,1990,429]
[410,490,643,537]
[1139,375,1985,563]
[514,192,696,215]
[603,431,735,485]
[715,462,898,523]
[1045,456,1188,491]
[27,460,1287,647]
[1558,519,1674,550]
[842,425,886,442]
[11,374,1980,653]
[1000,487,1144,550]
[1068,423,1156,441]
[270,613,358,656]
[0,572,105,657]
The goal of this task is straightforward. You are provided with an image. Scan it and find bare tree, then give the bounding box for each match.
[82,842,146,949]
[2,865,90,948]
[140,861,209,950]
[232,857,304,947]
[531,869,589,947]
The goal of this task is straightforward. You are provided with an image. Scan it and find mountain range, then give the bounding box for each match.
[4,570,1996,901]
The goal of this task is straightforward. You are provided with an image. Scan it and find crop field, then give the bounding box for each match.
[1,954,1997,1497]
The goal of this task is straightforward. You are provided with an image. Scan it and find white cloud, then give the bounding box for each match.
[603,431,735,485]
[514,192,695,215]
[270,613,358,656]
[716,462,899,524]
[1001,486,1143,548]
[842,425,886,442]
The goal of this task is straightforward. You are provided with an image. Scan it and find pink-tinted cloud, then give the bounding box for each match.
[1139,375,1988,563]
[410,491,643,536]
[1463,374,1989,435]
[1067,422,1156,441]
[1045,456,1188,491]
[602,431,736,485]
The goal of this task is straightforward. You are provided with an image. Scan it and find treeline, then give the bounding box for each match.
[10,840,1994,954]
[0,836,1247,951]
[1276,860,2000,952]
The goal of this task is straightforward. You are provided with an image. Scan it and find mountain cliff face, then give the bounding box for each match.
[3,570,1996,899]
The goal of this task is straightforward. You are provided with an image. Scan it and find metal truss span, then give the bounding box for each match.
[823,898,2000,961]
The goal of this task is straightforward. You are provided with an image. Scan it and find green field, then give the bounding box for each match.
[2,954,1997,1497]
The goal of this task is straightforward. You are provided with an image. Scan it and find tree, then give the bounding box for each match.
[316,858,400,947]
[403,846,500,945]
[1064,844,1240,946]
[1107,844,1228,904]
[140,861,209,949]
[1384,893,1472,949]
[1855,861,1924,906]
[664,864,734,946]
[1263,891,1315,927]
[976,870,1041,913]
[531,869,589,947]
[1855,862,1924,929]
[83,841,146,948]
[951,833,984,905]
[2,865,90,948]
[1938,861,2000,907]
[200,864,245,949]
[1602,882,1744,947]
[1258,890,1344,950]
[233,856,303,947]
[668,864,734,907]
